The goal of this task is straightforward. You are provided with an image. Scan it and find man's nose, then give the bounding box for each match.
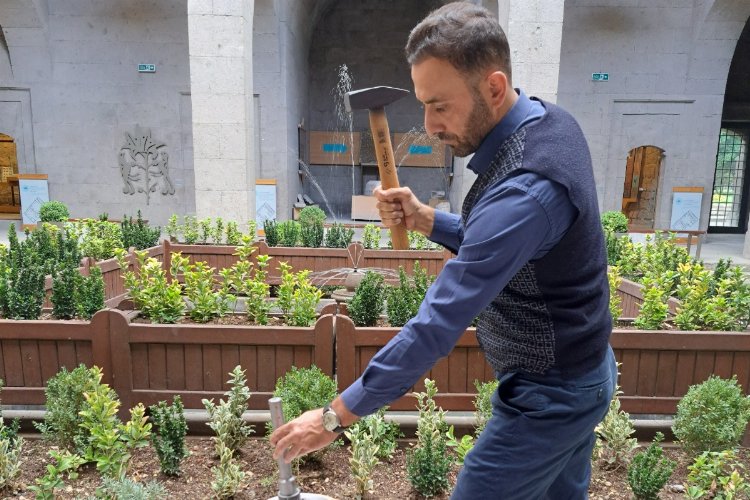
[424,108,443,137]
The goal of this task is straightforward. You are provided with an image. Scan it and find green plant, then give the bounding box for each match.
[601,210,629,233]
[673,375,750,453]
[608,266,623,323]
[627,432,676,500]
[287,269,323,327]
[211,217,225,244]
[183,215,200,244]
[348,407,401,462]
[686,449,750,499]
[98,476,168,499]
[278,220,301,247]
[199,217,212,244]
[408,230,437,250]
[361,223,381,249]
[263,219,279,247]
[324,222,354,248]
[244,254,272,325]
[272,365,337,424]
[0,431,22,490]
[211,439,246,499]
[299,206,326,248]
[38,200,70,222]
[225,221,241,246]
[474,379,499,436]
[116,249,185,323]
[166,214,180,242]
[346,422,380,498]
[276,262,295,316]
[386,262,433,327]
[72,219,123,261]
[77,266,105,320]
[51,262,81,319]
[183,261,234,323]
[5,264,45,319]
[121,210,161,250]
[348,271,385,327]
[28,449,86,500]
[78,379,148,478]
[595,385,637,470]
[35,364,101,452]
[203,365,254,453]
[149,395,189,476]
[98,212,109,222]
[406,379,451,497]
[445,425,474,465]
[632,275,669,330]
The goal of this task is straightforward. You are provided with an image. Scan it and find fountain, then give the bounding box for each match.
[267,397,335,500]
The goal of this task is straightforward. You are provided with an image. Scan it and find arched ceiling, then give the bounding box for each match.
[725,17,750,103]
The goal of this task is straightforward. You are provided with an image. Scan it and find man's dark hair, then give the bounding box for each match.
[405,2,511,83]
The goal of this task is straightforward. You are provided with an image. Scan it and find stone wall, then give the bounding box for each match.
[0,0,193,225]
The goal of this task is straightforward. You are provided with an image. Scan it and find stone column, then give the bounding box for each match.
[188,0,255,222]
[498,0,565,103]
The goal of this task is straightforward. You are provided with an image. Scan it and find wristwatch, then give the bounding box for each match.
[322,404,346,434]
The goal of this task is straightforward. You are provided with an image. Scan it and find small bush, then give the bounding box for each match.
[627,432,676,500]
[474,379,499,436]
[149,395,189,476]
[386,262,433,327]
[324,222,354,248]
[673,375,750,453]
[76,266,105,319]
[263,219,279,247]
[38,201,70,222]
[35,364,100,453]
[202,365,254,453]
[345,421,380,498]
[361,224,381,249]
[601,210,629,233]
[348,271,385,327]
[686,449,750,499]
[348,407,401,462]
[121,210,161,250]
[99,476,167,500]
[299,206,326,248]
[277,220,301,247]
[211,440,245,499]
[51,263,81,319]
[608,266,623,323]
[406,379,451,497]
[595,386,637,470]
[273,365,337,424]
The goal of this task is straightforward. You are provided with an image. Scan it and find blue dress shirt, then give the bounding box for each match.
[340,91,578,416]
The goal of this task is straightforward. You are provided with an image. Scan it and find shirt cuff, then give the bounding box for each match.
[429,210,461,251]
[340,376,410,417]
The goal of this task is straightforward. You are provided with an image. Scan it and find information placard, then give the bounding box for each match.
[670,187,703,231]
[19,178,50,226]
[255,179,277,235]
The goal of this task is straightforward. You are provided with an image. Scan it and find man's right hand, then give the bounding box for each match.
[373,185,434,236]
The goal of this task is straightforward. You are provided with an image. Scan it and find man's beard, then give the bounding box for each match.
[438,87,494,158]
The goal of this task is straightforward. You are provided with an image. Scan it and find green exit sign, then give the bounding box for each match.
[592,72,609,82]
[138,64,156,73]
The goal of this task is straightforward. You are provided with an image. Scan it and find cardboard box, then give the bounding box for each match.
[351,195,380,221]
[309,131,361,165]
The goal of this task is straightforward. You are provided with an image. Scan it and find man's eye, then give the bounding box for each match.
[435,107,446,113]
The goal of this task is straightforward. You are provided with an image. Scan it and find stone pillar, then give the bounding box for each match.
[188,0,255,222]
[498,0,565,103]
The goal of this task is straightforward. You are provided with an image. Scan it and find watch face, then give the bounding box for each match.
[323,410,339,431]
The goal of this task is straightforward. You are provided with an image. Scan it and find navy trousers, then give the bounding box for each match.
[451,346,617,500]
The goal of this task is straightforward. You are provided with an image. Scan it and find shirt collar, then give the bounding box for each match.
[467,89,536,175]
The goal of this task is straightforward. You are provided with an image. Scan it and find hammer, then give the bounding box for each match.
[345,86,410,250]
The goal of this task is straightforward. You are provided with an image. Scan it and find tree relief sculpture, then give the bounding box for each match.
[119,127,175,205]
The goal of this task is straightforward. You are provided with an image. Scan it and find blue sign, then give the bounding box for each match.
[592,72,609,82]
[409,145,433,155]
[138,64,156,73]
[322,143,347,153]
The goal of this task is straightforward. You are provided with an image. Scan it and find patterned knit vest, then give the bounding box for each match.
[461,100,611,377]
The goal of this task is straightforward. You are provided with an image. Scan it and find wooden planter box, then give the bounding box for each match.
[0,309,334,419]
[334,314,494,411]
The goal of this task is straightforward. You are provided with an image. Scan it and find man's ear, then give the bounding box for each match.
[486,71,509,106]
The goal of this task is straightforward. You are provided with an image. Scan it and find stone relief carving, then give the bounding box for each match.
[119,127,175,205]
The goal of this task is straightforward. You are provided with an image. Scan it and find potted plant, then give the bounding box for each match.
[37,200,70,229]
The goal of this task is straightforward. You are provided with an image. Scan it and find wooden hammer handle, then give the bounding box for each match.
[369,108,409,250]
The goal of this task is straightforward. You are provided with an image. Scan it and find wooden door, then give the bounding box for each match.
[0,134,18,206]
[621,145,664,229]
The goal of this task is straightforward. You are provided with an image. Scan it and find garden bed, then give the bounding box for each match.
[4,436,746,499]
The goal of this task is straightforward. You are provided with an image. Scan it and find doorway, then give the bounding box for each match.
[621,145,664,229]
[709,126,750,233]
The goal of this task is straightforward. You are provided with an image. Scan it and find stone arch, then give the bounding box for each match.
[0,0,49,79]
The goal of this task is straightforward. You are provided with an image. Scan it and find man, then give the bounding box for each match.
[271,3,617,498]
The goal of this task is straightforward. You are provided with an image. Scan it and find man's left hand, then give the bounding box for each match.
[269,408,339,463]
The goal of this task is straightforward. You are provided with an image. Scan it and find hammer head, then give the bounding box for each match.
[345,86,410,113]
